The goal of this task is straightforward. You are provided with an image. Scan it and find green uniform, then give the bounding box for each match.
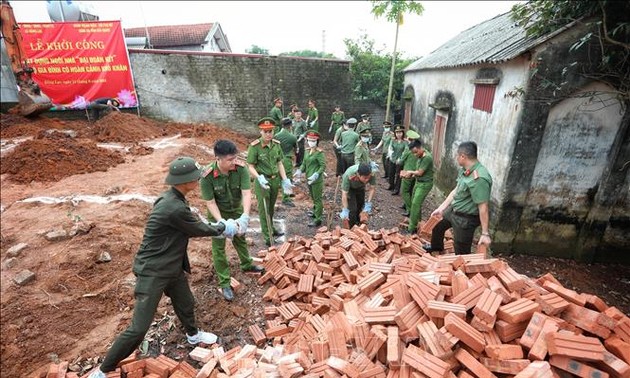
[408,151,434,232]
[400,148,419,212]
[300,147,326,224]
[431,161,492,254]
[307,106,319,132]
[333,127,345,176]
[330,110,345,134]
[100,188,224,372]
[357,120,371,133]
[246,138,284,245]
[340,129,360,173]
[354,142,370,165]
[274,129,298,202]
[269,106,283,134]
[342,164,376,228]
[380,131,393,176]
[199,162,254,288]
[293,119,308,167]
[388,139,407,192]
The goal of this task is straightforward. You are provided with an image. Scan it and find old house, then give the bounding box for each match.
[403,11,628,263]
[124,23,231,52]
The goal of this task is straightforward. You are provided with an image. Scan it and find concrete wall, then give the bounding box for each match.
[129,50,352,137]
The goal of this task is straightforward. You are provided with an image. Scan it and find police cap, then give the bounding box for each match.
[165,156,202,185]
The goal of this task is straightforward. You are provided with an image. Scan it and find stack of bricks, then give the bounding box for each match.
[38,224,630,377]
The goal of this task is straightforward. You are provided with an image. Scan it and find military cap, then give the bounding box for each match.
[361,113,369,118]
[346,117,358,126]
[273,97,282,103]
[281,117,293,127]
[165,156,202,185]
[406,129,420,140]
[306,130,321,140]
[382,121,393,127]
[394,124,405,132]
[257,117,276,130]
[357,123,371,134]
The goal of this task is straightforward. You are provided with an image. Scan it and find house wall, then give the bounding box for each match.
[129,50,352,137]
[403,58,530,215]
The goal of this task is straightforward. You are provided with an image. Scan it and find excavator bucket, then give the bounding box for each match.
[17,90,52,117]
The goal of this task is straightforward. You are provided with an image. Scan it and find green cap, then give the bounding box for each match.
[357,123,371,134]
[406,129,420,139]
[165,156,202,185]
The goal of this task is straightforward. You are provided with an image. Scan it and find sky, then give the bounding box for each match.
[10,1,523,59]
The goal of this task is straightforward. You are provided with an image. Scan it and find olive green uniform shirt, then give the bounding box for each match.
[331,111,345,132]
[199,162,251,219]
[342,164,376,191]
[354,142,370,165]
[415,151,434,182]
[132,187,223,278]
[300,148,326,182]
[451,161,492,215]
[246,139,283,177]
[390,139,407,163]
[401,148,418,171]
[340,130,360,154]
[307,107,319,131]
[269,106,283,132]
[292,119,307,140]
[381,131,393,151]
[274,128,298,157]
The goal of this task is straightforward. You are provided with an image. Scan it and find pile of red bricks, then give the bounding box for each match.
[40,222,630,377]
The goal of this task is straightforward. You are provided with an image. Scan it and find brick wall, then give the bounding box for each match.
[129,50,353,137]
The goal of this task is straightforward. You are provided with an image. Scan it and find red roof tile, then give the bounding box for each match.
[124,23,213,48]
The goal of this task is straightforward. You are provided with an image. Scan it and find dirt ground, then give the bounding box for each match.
[1,112,629,378]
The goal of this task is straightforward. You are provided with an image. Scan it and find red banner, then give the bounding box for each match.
[18,21,136,109]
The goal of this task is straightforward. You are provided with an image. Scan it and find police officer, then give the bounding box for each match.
[292,109,308,167]
[293,131,326,227]
[332,118,346,177]
[354,122,372,165]
[329,105,345,134]
[199,140,264,302]
[305,99,319,132]
[371,121,393,179]
[339,163,376,228]
[388,125,407,194]
[357,113,371,132]
[269,98,284,134]
[404,139,434,234]
[399,129,421,216]
[247,117,294,247]
[424,141,492,254]
[87,157,229,378]
[338,117,360,174]
[274,118,298,207]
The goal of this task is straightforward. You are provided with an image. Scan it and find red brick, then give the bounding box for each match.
[549,355,610,378]
[497,298,541,324]
[605,335,630,364]
[546,332,605,362]
[444,312,485,353]
[454,348,496,378]
[402,344,451,378]
[484,344,524,360]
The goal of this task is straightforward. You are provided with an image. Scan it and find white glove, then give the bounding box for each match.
[362,202,373,214]
[369,161,379,172]
[309,121,315,128]
[307,172,319,185]
[236,214,250,234]
[257,175,269,190]
[339,208,349,220]
[219,219,238,238]
[328,125,332,133]
[282,178,294,195]
[293,169,303,178]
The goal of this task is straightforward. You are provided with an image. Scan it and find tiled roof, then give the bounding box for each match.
[124,23,213,48]
[404,12,572,72]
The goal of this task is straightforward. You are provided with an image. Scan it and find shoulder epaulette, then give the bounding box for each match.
[235,159,246,167]
[201,166,213,178]
[250,139,260,146]
[272,139,281,144]
[473,170,479,180]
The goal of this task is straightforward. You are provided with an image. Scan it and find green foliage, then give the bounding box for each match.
[370,0,424,23]
[344,34,418,109]
[246,45,269,55]
[279,50,336,59]
[511,0,630,102]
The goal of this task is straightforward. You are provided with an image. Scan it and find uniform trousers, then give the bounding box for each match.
[254,177,281,245]
[347,187,366,228]
[430,207,481,255]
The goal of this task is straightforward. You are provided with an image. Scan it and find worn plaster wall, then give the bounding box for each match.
[403,58,530,214]
[128,50,352,137]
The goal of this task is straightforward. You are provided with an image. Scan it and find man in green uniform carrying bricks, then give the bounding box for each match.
[199,140,264,302]
[247,117,294,247]
[424,141,493,255]
[339,162,376,229]
[87,156,229,378]
[404,138,434,234]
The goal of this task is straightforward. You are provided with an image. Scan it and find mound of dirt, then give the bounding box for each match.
[89,112,168,143]
[0,138,125,183]
[0,113,85,139]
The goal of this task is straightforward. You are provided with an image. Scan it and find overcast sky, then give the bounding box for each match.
[11,1,522,59]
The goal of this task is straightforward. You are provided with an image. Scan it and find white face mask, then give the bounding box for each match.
[384,128,390,132]
[361,136,370,143]
[307,140,317,148]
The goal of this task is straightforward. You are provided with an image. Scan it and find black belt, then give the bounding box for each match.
[452,210,478,219]
[342,152,354,156]
[416,178,432,183]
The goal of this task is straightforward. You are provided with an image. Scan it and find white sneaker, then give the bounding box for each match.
[187,330,218,345]
[87,368,106,378]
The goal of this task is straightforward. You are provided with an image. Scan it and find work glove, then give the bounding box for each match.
[297,134,304,142]
[219,218,238,238]
[336,145,342,151]
[396,159,402,165]
[362,202,373,214]
[370,147,378,152]
[387,146,394,160]
[369,161,379,172]
[282,178,294,195]
[339,208,350,220]
[293,169,303,178]
[307,172,319,185]
[328,125,333,133]
[309,121,315,128]
[236,214,250,234]
[257,174,270,190]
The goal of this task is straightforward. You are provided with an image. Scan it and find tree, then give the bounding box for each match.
[370,0,424,123]
[344,34,417,112]
[246,45,269,55]
[279,50,336,59]
[511,0,629,104]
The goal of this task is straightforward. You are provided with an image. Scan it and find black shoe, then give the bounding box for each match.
[422,243,443,253]
[308,220,322,227]
[307,210,315,217]
[392,191,400,195]
[273,229,284,237]
[243,265,265,274]
[222,287,234,301]
[402,211,410,217]
[382,175,388,179]
[386,186,393,190]
[401,204,406,209]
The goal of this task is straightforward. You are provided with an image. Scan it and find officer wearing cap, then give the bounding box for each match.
[371,121,393,180]
[87,156,228,378]
[305,99,319,132]
[339,163,376,228]
[199,140,263,302]
[274,117,298,207]
[388,125,407,194]
[247,117,294,247]
[329,105,345,134]
[293,131,326,227]
[357,114,371,135]
[292,109,308,167]
[398,130,421,216]
[332,118,346,177]
[338,117,360,174]
[354,122,372,165]
[405,138,434,234]
[269,98,284,134]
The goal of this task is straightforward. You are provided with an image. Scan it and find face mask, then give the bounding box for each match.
[384,128,390,132]
[361,136,370,143]
[307,140,317,148]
